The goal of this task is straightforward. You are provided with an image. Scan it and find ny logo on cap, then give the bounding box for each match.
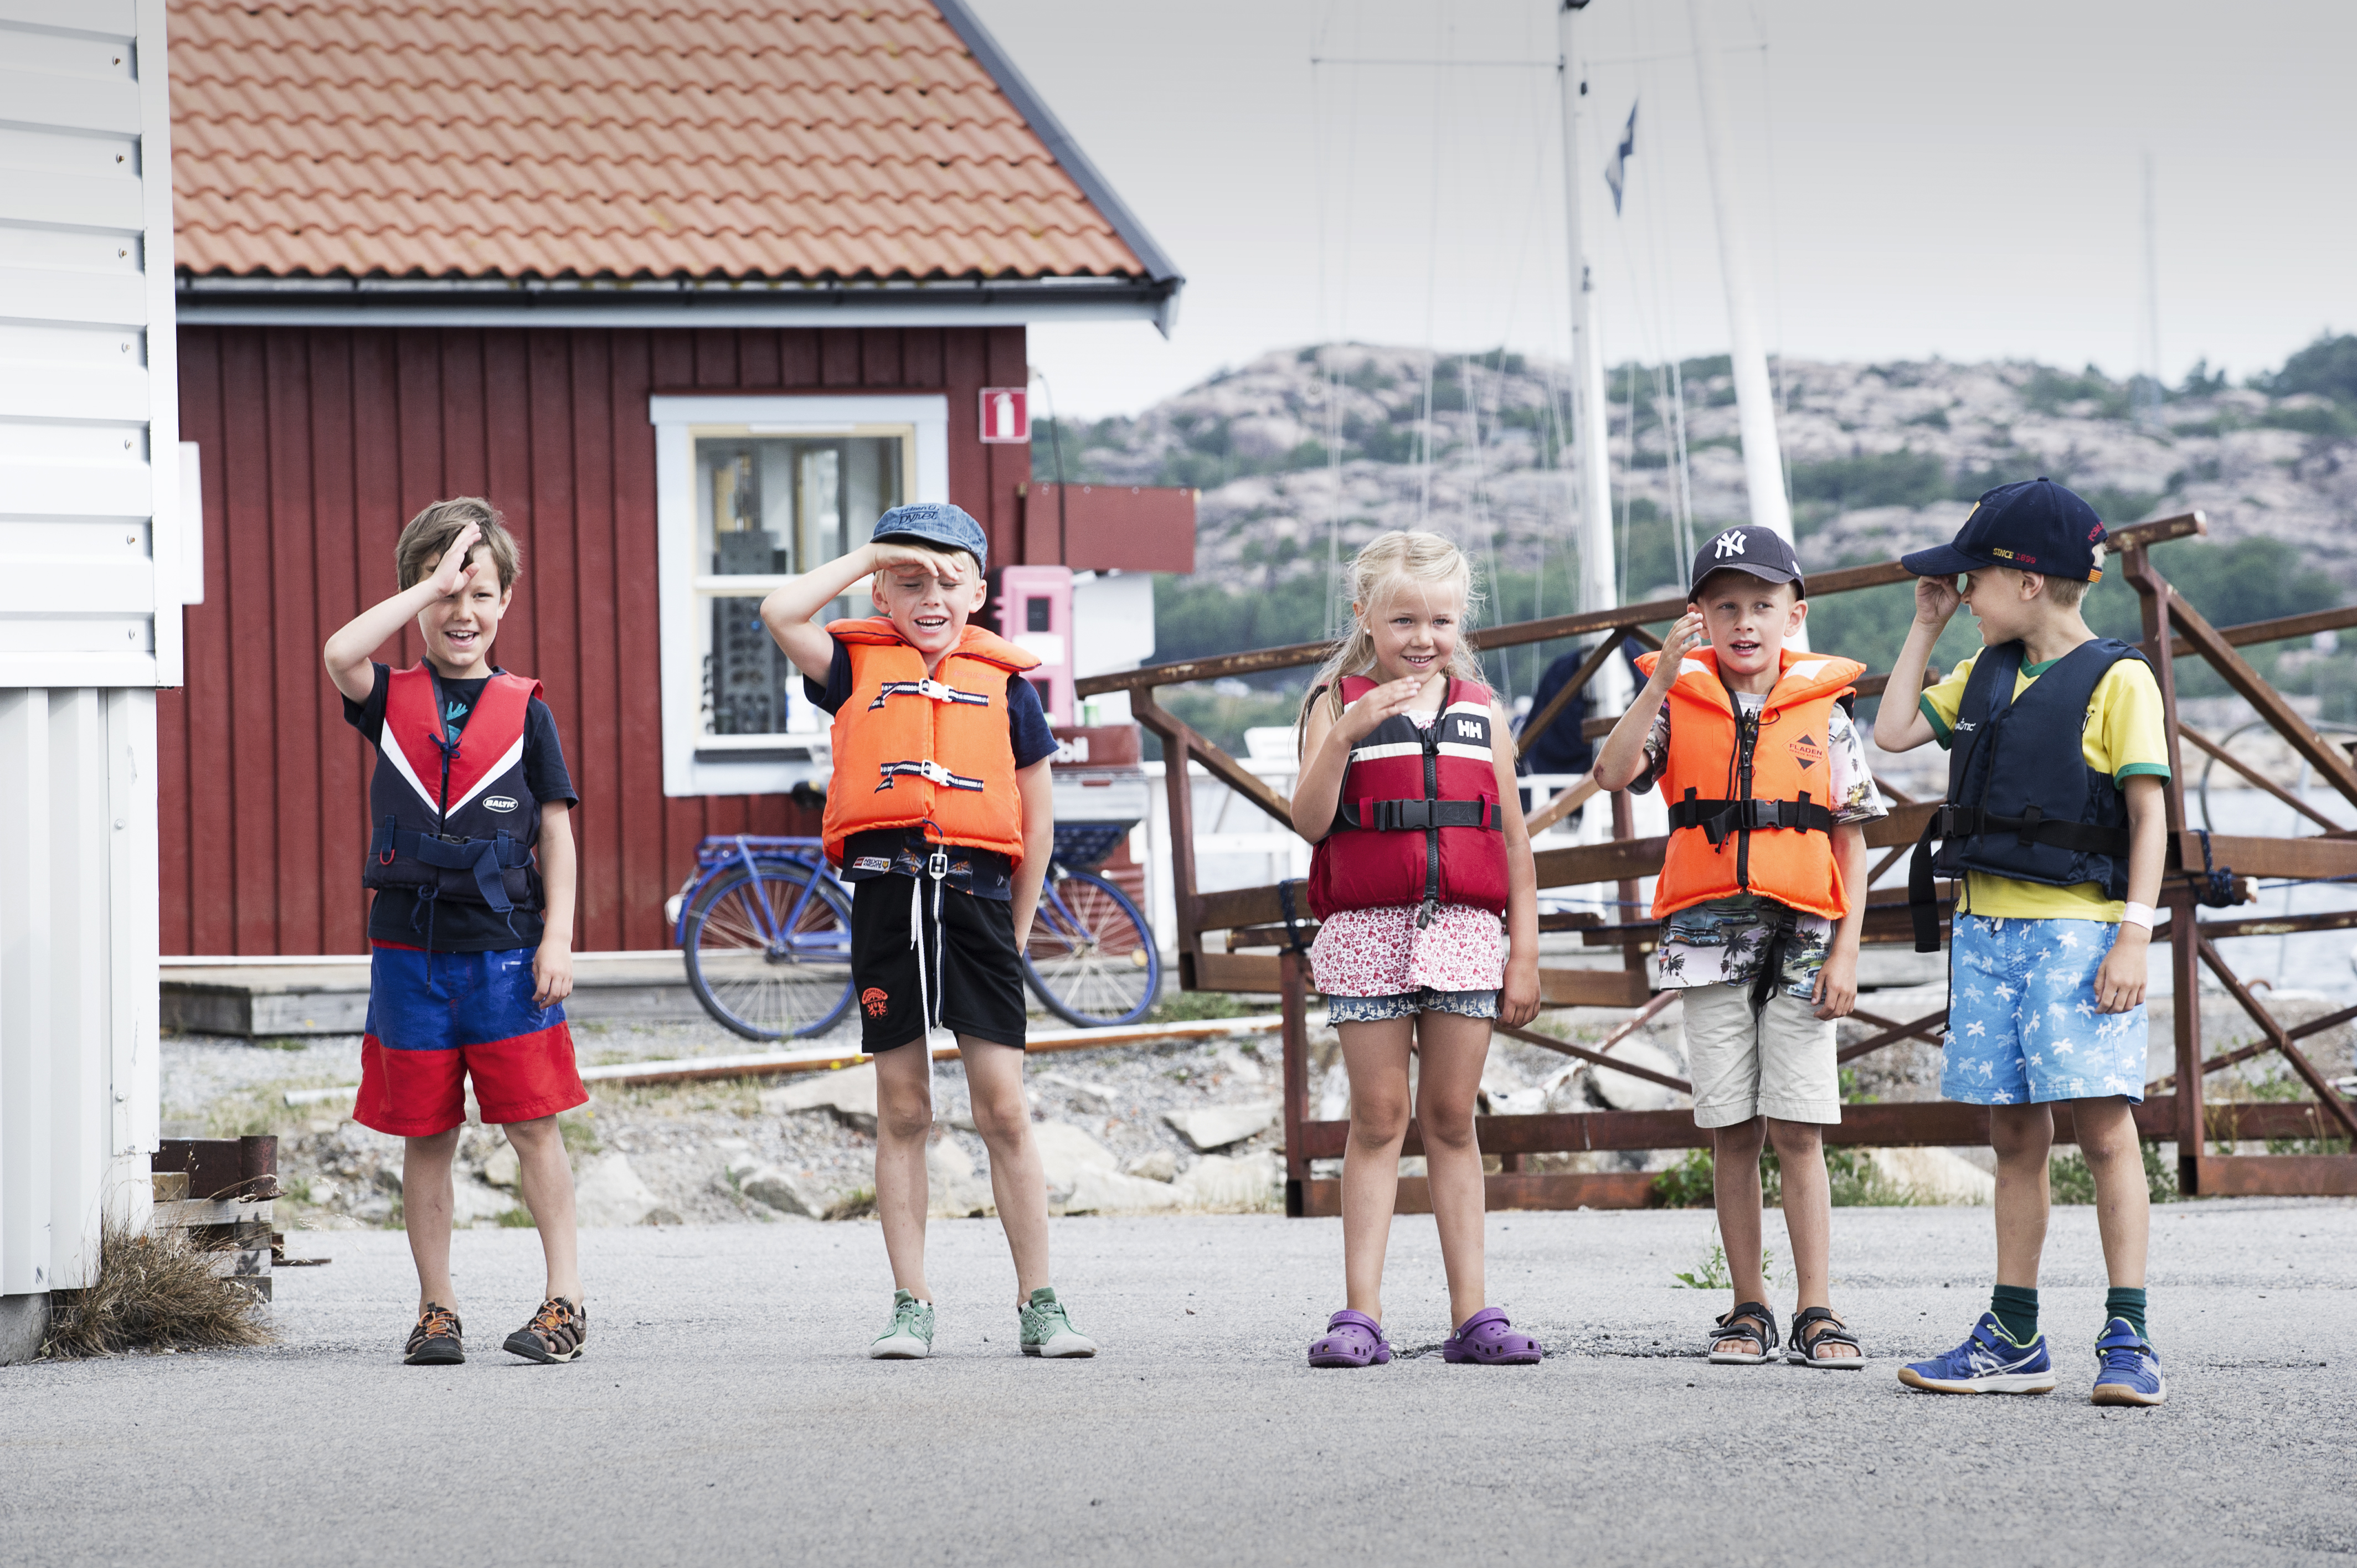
[1713,530,1748,559]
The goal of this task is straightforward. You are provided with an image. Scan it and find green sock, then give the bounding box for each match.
[1989,1284,2040,1345]
[2104,1287,2149,1343]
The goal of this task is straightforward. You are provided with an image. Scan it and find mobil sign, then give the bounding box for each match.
[980,387,1030,444]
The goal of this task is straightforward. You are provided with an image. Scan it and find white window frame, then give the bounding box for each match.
[651,393,949,798]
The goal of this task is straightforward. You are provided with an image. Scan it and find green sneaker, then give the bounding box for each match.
[869,1289,934,1360]
[1019,1287,1097,1358]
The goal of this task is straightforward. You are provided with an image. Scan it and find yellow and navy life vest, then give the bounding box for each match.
[363,664,542,916]
[821,618,1042,868]
[1638,647,1864,921]
[1305,675,1509,920]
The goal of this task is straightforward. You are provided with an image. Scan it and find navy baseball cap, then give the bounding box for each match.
[871,502,987,574]
[1689,524,1806,598]
[1901,478,2108,582]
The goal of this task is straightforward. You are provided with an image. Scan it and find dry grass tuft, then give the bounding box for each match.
[42,1219,275,1360]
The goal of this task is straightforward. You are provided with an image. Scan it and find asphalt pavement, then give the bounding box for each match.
[6,1200,2353,1567]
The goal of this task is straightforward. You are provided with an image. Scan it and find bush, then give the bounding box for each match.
[1789,449,1948,512]
[2048,1143,2179,1205]
[43,1219,275,1359]
[2258,332,2357,404]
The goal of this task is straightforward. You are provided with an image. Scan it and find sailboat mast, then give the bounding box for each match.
[1686,0,1798,564]
[1557,1,1630,708]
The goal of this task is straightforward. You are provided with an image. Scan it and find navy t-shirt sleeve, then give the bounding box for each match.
[341,661,390,747]
[805,635,855,715]
[1007,675,1058,769]
[524,697,578,807]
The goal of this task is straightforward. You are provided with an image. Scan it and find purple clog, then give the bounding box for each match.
[1442,1307,1543,1364]
[1308,1309,1392,1368]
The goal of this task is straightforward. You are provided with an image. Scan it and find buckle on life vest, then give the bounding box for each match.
[868,678,990,711]
[876,759,986,792]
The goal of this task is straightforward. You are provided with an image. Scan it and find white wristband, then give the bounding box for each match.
[2119,902,2155,930]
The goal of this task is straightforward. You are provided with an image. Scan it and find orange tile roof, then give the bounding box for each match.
[169,0,1153,281]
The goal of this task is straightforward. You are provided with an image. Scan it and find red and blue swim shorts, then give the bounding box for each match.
[354,944,588,1137]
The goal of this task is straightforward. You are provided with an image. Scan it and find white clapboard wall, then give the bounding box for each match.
[0,0,175,1342]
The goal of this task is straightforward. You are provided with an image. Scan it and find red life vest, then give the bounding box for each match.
[1306,675,1509,919]
[363,663,542,915]
[1635,647,1864,921]
[821,618,1042,868]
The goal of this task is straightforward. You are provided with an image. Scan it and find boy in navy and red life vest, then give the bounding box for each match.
[1593,527,1881,1370]
[323,498,589,1369]
[760,503,1094,1361]
[1877,480,2170,1407]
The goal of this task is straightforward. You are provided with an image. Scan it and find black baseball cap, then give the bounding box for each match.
[1901,478,2108,582]
[871,502,988,574]
[1688,525,1806,598]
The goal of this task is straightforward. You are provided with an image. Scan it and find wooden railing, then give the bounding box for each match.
[1077,512,2357,1209]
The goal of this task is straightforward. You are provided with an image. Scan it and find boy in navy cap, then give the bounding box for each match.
[1875,478,2169,1406]
[759,503,1095,1361]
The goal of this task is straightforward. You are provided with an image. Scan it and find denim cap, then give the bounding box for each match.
[1901,477,2108,582]
[871,502,987,575]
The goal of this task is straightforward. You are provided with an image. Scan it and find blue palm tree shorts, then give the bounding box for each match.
[1942,914,2147,1106]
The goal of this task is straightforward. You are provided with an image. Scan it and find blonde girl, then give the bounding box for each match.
[1291,530,1543,1368]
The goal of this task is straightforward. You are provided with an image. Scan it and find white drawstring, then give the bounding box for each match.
[908,852,954,1113]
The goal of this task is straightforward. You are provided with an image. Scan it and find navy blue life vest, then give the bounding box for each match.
[1907,638,2144,951]
[363,664,542,923]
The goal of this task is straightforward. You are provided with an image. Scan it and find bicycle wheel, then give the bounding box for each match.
[1020,869,1161,1029]
[682,860,857,1040]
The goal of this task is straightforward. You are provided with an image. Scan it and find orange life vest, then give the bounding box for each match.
[821,618,1042,869]
[1636,646,1865,921]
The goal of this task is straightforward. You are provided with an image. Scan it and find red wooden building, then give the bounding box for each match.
[162,0,1184,955]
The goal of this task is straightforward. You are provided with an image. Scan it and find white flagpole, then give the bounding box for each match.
[1687,0,1803,645]
[1558,0,1630,711]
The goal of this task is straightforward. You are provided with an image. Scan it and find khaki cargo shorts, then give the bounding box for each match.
[1680,982,1841,1129]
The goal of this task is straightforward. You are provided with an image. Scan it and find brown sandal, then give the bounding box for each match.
[502,1297,587,1363]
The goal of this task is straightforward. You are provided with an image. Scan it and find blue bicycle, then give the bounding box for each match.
[670,822,1160,1040]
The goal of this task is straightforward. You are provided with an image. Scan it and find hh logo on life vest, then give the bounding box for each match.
[1785,733,1825,771]
[1713,530,1748,559]
[1454,718,1485,740]
[861,987,891,1018]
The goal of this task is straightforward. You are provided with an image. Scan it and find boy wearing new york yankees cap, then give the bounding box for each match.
[1594,525,1882,1369]
[1876,478,2170,1406]
[760,503,1096,1361]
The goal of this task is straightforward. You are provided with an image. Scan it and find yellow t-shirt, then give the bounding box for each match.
[1919,647,2169,921]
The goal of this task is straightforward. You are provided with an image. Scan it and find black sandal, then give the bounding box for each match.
[1787,1306,1864,1370]
[1705,1301,1779,1364]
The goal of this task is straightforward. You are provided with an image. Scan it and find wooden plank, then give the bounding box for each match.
[2179,724,2345,833]
[220,328,280,957]
[569,329,624,951]
[1494,1017,1690,1091]
[1294,1173,1660,1216]
[2194,1156,2357,1197]
[153,1198,275,1226]
[2169,832,2357,882]
[2171,590,2357,811]
[1515,632,1623,761]
[265,331,323,957]
[1187,950,1285,993]
[609,332,669,949]
[2195,933,2357,1139]
[2170,603,2357,658]
[1130,691,1293,829]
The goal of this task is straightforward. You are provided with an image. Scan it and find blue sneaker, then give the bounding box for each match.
[1897,1311,2058,1395]
[2090,1318,2166,1406]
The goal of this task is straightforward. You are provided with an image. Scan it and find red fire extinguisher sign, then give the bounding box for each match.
[979,388,1030,444]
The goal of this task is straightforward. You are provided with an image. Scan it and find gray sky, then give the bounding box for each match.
[970,0,2357,417]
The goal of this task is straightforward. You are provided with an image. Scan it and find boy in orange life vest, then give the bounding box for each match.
[759,503,1094,1361]
[1593,526,1880,1369]
[322,499,590,1369]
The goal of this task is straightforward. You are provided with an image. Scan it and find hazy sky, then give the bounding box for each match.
[968,0,2357,417]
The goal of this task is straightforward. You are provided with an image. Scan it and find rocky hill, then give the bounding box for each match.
[1047,337,2357,606]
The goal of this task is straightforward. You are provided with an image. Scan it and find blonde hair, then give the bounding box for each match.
[1301,530,1485,728]
[2042,574,2090,608]
[396,497,521,591]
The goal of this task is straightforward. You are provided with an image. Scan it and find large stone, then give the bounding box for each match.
[1865,1146,1996,1205]
[1031,1071,1118,1115]
[1174,1150,1282,1211]
[927,1137,995,1218]
[481,1144,520,1192]
[1163,1101,1280,1152]
[760,1064,877,1133]
[1030,1121,1117,1201]
[573,1153,660,1227]
[1125,1148,1180,1182]
[1590,1036,1687,1112]
[737,1165,828,1219]
[452,1177,516,1226]
[1062,1165,1183,1214]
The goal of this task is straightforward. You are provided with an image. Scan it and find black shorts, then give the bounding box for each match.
[848,874,1028,1053]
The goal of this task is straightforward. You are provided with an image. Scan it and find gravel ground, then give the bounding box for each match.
[8,1201,2353,1568]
